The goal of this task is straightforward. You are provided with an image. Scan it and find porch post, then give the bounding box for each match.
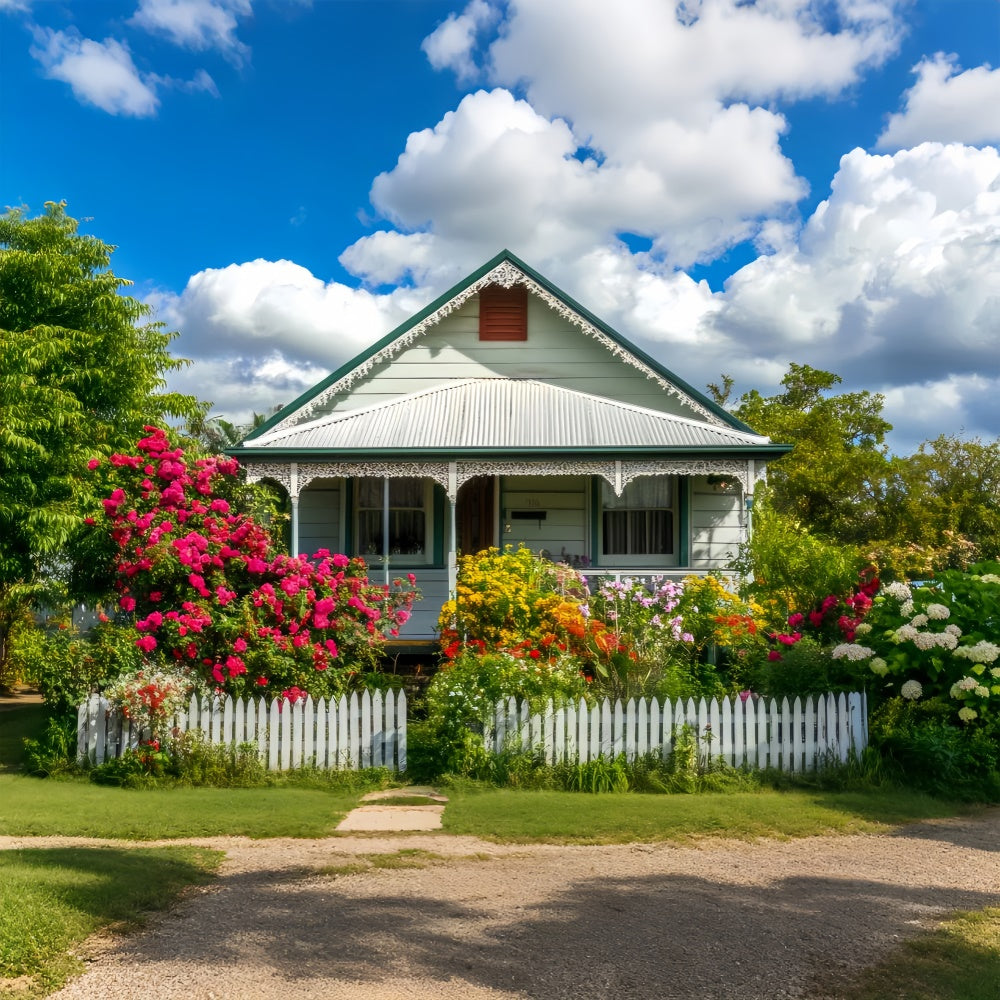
[290,462,300,558]
[448,462,458,596]
[383,476,390,587]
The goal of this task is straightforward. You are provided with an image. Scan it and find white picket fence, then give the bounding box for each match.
[77,690,407,772]
[490,692,868,772]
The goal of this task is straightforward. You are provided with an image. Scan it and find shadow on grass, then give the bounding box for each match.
[0,703,47,773]
[93,849,1000,1000]
[4,847,220,921]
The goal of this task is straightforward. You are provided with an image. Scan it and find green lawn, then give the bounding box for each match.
[0,774,366,839]
[830,908,1000,1000]
[0,845,222,997]
[440,786,973,843]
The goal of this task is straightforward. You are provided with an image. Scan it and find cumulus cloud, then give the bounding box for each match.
[152,258,428,422]
[343,87,803,285]
[877,53,1000,150]
[129,0,252,64]
[29,28,160,116]
[350,0,906,284]
[421,0,496,81]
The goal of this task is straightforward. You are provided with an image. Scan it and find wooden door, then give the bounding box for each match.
[457,476,495,556]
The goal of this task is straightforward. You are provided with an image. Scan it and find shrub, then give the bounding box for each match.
[84,427,417,706]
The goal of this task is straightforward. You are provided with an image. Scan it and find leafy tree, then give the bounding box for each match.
[0,202,203,685]
[725,364,893,547]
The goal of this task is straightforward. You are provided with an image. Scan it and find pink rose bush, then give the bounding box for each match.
[89,427,417,701]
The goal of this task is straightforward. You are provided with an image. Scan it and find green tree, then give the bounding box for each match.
[0,202,203,685]
[720,364,893,547]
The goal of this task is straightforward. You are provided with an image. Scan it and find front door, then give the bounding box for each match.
[457,476,495,556]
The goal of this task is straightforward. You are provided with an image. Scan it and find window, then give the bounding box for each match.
[601,478,674,558]
[479,283,527,341]
[355,478,428,561]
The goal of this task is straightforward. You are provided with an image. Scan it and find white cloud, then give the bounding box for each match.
[877,53,1000,150]
[129,0,252,64]
[342,87,803,284]
[153,259,430,421]
[29,28,159,116]
[352,0,907,283]
[421,0,496,81]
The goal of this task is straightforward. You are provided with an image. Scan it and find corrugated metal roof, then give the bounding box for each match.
[249,379,771,453]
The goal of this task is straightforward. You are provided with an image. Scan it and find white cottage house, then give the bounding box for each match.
[233,251,790,641]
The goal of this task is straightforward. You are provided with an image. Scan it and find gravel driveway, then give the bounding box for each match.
[9,809,1000,1000]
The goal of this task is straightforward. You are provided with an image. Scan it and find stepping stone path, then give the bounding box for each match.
[335,785,448,832]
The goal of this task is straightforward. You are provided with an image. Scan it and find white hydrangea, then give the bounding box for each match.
[885,581,912,602]
[950,676,980,697]
[976,685,990,698]
[991,667,1000,679]
[953,641,1000,664]
[910,614,929,627]
[945,624,962,637]
[870,657,889,676]
[978,574,1000,584]
[900,601,915,617]
[894,624,919,644]
[958,707,978,722]
[854,622,872,636]
[917,631,959,651]
[831,643,874,661]
[900,680,923,700]
[926,603,950,620]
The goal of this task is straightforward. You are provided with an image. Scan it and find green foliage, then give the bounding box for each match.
[0,202,204,682]
[22,715,80,778]
[18,620,143,719]
[733,502,867,617]
[729,364,892,547]
[871,698,1000,801]
[751,636,865,699]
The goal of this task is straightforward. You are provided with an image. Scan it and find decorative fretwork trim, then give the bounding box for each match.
[245,458,767,500]
[621,460,753,494]
[271,261,725,431]
[245,462,452,500]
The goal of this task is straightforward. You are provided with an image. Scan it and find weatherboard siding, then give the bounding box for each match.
[306,296,702,422]
[689,480,743,568]
[500,476,589,564]
[298,482,343,556]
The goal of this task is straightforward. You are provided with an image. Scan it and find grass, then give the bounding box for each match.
[0,845,222,997]
[440,786,974,843]
[830,907,1000,1000]
[0,774,368,839]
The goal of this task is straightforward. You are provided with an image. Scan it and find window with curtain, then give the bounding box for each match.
[601,478,674,556]
[355,477,428,559]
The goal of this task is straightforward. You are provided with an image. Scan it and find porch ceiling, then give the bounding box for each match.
[246,378,772,452]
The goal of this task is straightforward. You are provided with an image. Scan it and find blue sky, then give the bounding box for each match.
[2,0,999,454]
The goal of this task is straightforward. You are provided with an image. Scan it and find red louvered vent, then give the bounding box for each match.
[479,283,527,341]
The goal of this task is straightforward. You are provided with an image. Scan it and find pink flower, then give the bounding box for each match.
[787,612,804,628]
[332,553,350,568]
[233,637,248,653]
[87,458,100,470]
[120,596,136,612]
[135,635,157,653]
[407,573,416,585]
[767,650,782,661]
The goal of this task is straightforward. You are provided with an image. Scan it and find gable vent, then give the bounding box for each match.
[479,283,527,341]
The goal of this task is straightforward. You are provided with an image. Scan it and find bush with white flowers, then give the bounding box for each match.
[831,561,1000,725]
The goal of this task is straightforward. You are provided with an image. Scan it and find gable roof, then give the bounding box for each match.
[240,249,763,446]
[238,378,782,458]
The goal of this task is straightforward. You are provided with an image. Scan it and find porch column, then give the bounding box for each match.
[383,476,390,587]
[289,462,300,558]
[448,462,458,596]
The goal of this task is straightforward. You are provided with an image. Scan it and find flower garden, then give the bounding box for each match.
[10,429,1000,799]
